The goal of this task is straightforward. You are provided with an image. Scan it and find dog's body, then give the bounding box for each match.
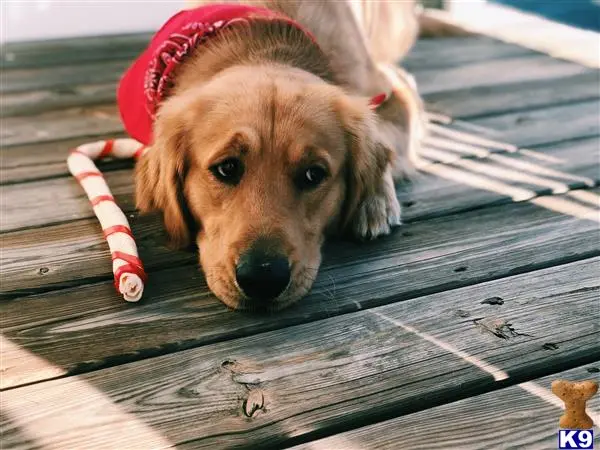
[133,0,424,310]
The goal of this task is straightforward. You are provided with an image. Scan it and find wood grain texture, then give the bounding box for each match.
[2,33,599,448]
[1,36,532,118]
[2,53,585,121]
[3,59,593,124]
[470,100,600,148]
[0,133,130,185]
[0,42,533,120]
[1,83,117,118]
[2,193,599,388]
[1,33,150,69]
[404,37,534,71]
[1,36,520,111]
[0,211,194,295]
[413,136,600,218]
[0,60,130,95]
[294,364,600,450]
[417,54,591,96]
[0,169,134,232]
[423,70,600,119]
[0,35,527,93]
[2,258,599,448]
[1,105,122,148]
[1,47,595,189]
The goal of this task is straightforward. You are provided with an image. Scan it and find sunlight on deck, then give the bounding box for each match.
[567,189,600,207]
[425,132,595,187]
[530,196,600,222]
[418,119,600,223]
[369,311,600,430]
[428,123,518,152]
[1,335,67,389]
[1,335,172,450]
[417,160,536,202]
[371,310,508,381]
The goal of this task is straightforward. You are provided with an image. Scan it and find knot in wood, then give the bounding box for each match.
[243,390,265,418]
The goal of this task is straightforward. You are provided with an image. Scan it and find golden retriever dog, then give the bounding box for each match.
[133,0,425,310]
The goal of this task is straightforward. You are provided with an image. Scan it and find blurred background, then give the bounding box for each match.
[493,0,600,32]
[2,0,599,43]
[1,1,184,43]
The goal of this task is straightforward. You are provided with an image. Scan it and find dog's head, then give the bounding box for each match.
[136,65,392,310]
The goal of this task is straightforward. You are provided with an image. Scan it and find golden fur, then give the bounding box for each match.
[136,1,424,310]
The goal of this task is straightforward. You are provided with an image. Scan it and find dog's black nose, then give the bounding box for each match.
[235,249,291,301]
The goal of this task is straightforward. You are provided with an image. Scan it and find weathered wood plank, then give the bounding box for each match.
[0,42,578,121]
[2,137,598,295]
[4,62,594,122]
[404,37,534,71]
[0,168,135,232]
[1,33,150,69]
[0,133,130,185]
[469,100,600,148]
[423,70,600,119]
[295,364,600,450]
[0,35,528,94]
[2,257,598,448]
[1,83,116,117]
[2,193,599,388]
[417,54,590,96]
[0,34,531,77]
[0,211,194,295]
[0,60,130,95]
[0,47,534,118]
[1,105,122,148]
[2,32,598,450]
[10,31,508,72]
[0,41,592,188]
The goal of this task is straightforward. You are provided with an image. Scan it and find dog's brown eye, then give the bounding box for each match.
[297,166,328,191]
[210,158,243,185]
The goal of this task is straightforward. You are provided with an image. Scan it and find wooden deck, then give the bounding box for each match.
[1,32,599,449]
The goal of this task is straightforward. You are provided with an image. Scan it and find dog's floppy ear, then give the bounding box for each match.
[135,99,197,249]
[335,95,395,238]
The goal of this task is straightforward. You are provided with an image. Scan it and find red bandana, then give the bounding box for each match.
[118,4,316,145]
[117,4,387,146]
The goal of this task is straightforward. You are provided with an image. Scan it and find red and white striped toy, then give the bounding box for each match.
[67,139,149,302]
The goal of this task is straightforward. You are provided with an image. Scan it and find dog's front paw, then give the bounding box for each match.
[352,168,402,240]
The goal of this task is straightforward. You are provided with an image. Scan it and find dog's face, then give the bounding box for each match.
[136,66,391,310]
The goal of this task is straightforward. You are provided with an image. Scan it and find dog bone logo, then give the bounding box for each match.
[552,379,598,429]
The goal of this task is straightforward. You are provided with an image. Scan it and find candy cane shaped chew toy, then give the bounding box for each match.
[67,139,149,302]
